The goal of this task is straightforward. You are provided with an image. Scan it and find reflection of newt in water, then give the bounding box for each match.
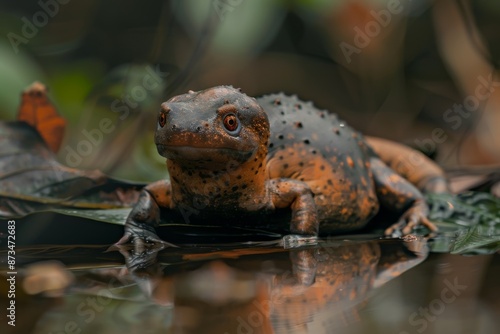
[118,86,448,247]
[121,238,427,334]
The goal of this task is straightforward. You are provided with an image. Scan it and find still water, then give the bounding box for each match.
[1,235,498,334]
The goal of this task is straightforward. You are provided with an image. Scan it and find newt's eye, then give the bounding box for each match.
[223,114,240,134]
[158,112,167,127]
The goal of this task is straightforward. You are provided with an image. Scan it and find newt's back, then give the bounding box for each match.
[259,93,379,232]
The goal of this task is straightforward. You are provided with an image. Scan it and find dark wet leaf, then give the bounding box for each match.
[51,208,132,224]
[0,121,144,217]
[1,207,282,247]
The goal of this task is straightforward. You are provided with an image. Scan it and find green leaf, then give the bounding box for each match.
[450,225,500,255]
[426,192,500,254]
[51,208,131,225]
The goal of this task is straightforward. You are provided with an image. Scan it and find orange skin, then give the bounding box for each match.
[118,86,446,247]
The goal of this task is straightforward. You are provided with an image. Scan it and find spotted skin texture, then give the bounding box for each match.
[118,86,445,246]
[263,93,379,233]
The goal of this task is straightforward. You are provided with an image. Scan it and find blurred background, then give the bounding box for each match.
[0,0,499,182]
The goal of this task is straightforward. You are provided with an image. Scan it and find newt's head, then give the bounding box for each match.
[155,86,269,169]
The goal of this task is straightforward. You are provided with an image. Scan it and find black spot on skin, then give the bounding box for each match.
[269,143,274,148]
[199,171,211,178]
[333,128,340,135]
[242,184,248,189]
[254,158,258,162]
[255,170,259,175]
[294,122,303,128]
[327,179,333,186]
[320,165,325,170]
[237,175,242,179]
[258,162,263,168]
[283,163,289,169]
[304,139,310,145]
[319,112,325,118]
[282,120,286,124]
[232,186,238,191]
[274,98,281,105]
[300,177,305,181]
[299,162,304,167]
[295,103,302,110]
[312,150,317,154]
[278,135,284,140]
[280,111,285,115]
[279,155,284,160]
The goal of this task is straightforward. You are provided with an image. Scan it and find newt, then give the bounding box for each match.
[117,86,448,247]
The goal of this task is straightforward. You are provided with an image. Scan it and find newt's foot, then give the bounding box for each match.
[116,244,162,273]
[114,227,176,272]
[116,224,177,253]
[384,199,438,237]
[281,234,318,249]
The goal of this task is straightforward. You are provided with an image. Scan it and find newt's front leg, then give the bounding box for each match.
[116,180,175,250]
[268,179,318,236]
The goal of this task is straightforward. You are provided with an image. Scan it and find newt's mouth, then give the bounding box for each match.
[156,144,255,166]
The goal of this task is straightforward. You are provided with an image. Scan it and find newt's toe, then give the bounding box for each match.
[384,199,437,236]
